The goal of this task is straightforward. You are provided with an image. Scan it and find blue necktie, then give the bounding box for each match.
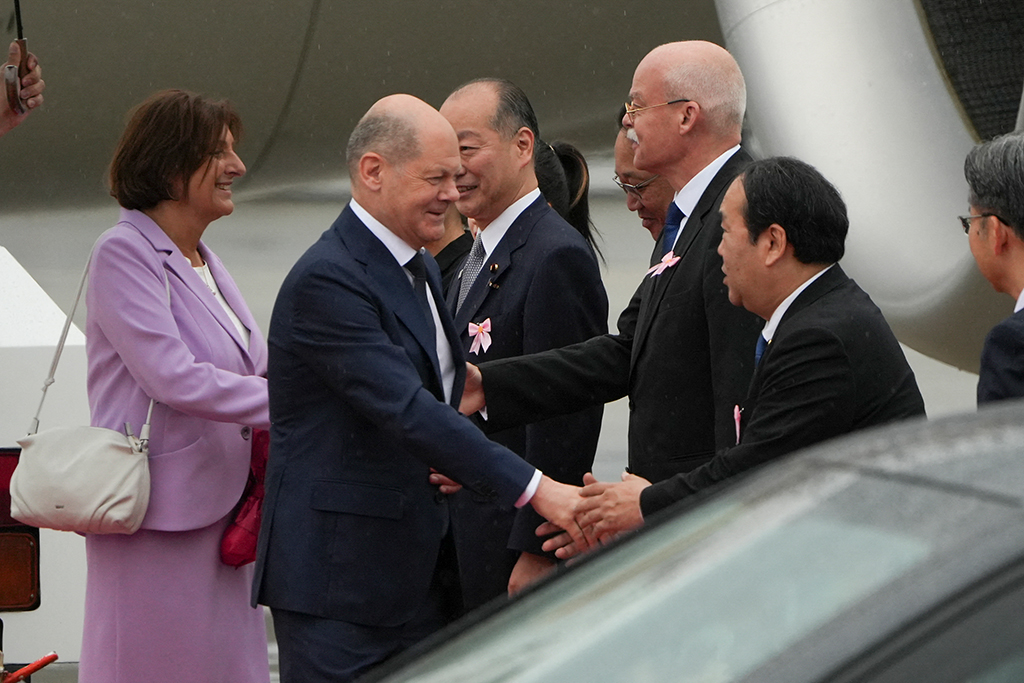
[661,203,685,256]
[754,334,768,366]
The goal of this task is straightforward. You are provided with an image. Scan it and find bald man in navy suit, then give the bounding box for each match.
[253,94,589,683]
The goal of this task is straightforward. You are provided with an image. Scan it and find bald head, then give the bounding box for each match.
[346,94,461,249]
[346,94,445,177]
[641,41,746,139]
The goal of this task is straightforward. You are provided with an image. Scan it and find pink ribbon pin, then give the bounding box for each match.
[734,404,742,445]
[647,251,681,277]
[468,318,492,355]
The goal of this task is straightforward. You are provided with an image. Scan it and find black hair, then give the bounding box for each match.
[740,156,847,264]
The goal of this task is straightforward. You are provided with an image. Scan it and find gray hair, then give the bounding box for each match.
[663,58,746,137]
[965,133,1024,239]
[346,112,421,177]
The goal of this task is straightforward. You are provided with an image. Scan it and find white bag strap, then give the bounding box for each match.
[28,253,170,438]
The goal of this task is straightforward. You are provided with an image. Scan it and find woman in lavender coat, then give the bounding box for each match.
[79,90,270,683]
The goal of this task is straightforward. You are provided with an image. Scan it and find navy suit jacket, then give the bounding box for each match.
[977,309,1024,405]
[641,266,926,514]
[481,149,762,482]
[446,196,607,610]
[253,206,535,628]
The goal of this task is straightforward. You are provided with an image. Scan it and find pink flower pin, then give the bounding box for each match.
[468,318,492,355]
[647,251,681,277]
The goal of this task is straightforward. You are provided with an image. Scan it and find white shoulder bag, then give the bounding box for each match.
[8,259,164,534]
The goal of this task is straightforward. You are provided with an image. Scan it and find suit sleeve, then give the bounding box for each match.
[480,279,639,432]
[288,260,536,508]
[641,326,854,515]
[508,244,608,554]
[88,231,269,428]
[977,317,1024,405]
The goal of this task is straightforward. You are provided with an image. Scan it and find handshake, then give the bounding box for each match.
[460,360,651,557]
[455,361,652,559]
[532,471,652,560]
[431,466,652,560]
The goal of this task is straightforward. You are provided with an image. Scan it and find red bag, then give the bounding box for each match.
[220,428,268,567]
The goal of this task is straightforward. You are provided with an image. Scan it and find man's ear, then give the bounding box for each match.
[677,101,701,137]
[990,218,1012,256]
[763,223,789,267]
[515,126,535,166]
[359,153,386,191]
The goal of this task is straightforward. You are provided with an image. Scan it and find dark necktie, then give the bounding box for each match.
[456,235,486,313]
[661,203,685,256]
[754,334,768,366]
[406,252,436,342]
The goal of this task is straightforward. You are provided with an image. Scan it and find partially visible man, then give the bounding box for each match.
[551,157,926,553]
[0,41,44,137]
[253,94,588,683]
[438,79,607,602]
[963,133,1024,405]
[464,41,762,498]
[613,105,674,244]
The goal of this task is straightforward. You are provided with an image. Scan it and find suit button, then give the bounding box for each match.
[240,426,252,440]
[628,400,636,411]
[435,491,446,504]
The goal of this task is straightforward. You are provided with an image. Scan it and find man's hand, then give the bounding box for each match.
[508,551,555,596]
[1,42,44,137]
[576,471,650,540]
[459,362,486,415]
[538,472,650,559]
[428,468,462,495]
[528,475,591,552]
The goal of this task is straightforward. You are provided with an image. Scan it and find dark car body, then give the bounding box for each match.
[365,400,1024,683]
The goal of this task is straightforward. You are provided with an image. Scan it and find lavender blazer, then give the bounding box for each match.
[86,208,269,532]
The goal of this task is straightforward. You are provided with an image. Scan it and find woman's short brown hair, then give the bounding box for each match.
[109,89,243,211]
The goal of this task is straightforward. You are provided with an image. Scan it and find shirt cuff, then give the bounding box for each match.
[514,469,542,508]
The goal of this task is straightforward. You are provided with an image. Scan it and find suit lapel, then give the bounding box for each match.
[631,149,752,365]
[338,209,444,389]
[451,195,541,334]
[123,211,255,364]
[748,265,848,385]
[424,254,466,407]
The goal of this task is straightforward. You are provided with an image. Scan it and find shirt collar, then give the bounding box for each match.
[478,188,541,256]
[671,145,740,217]
[349,199,419,267]
[1015,288,1024,313]
[761,264,834,342]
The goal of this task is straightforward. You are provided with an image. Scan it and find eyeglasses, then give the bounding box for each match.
[613,174,662,198]
[958,213,1007,234]
[624,98,692,122]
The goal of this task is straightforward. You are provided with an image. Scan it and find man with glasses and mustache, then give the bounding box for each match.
[962,133,1024,405]
[462,41,761,540]
[614,104,675,250]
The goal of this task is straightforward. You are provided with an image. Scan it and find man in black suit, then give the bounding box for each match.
[962,133,1024,405]
[253,94,588,683]
[437,78,607,602]
[461,41,761,495]
[546,157,926,554]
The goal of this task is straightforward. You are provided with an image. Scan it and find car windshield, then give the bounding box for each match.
[376,459,1018,683]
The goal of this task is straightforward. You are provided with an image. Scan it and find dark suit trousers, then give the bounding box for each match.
[272,533,461,683]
